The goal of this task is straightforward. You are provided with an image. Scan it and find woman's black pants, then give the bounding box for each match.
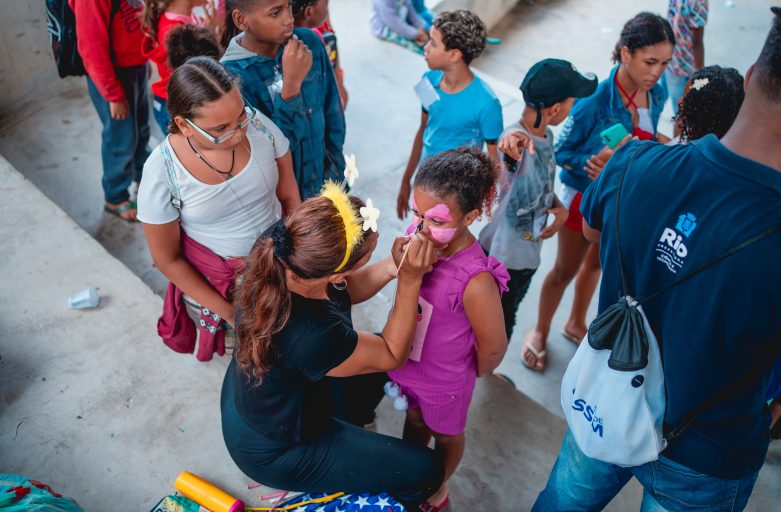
[221,373,444,509]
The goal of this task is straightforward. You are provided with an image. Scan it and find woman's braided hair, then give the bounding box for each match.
[676,65,745,142]
[433,10,487,64]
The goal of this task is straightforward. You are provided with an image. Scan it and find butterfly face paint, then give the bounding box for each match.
[406,197,458,244]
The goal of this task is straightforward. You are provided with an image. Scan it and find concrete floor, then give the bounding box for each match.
[1,0,780,510]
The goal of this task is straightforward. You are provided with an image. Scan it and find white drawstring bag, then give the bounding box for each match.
[561,297,666,467]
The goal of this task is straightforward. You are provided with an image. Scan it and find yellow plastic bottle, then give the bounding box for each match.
[174,471,245,512]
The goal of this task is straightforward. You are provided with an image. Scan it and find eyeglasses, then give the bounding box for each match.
[185,102,256,144]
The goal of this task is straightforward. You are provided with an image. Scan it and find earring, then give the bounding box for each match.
[332,280,347,291]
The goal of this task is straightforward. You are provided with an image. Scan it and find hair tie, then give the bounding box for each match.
[270,223,291,260]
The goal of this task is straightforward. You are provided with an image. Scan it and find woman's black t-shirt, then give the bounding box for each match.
[223,286,358,444]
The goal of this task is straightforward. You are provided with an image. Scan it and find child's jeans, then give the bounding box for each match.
[532,429,760,512]
[87,64,151,204]
[502,267,537,340]
[152,95,170,135]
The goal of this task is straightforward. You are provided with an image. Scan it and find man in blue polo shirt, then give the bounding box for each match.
[533,8,781,512]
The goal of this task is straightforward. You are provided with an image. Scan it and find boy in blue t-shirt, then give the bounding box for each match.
[396,9,503,219]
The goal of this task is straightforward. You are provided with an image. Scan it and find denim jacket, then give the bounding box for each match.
[222,29,346,199]
[555,65,668,193]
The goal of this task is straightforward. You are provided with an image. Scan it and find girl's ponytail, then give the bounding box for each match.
[140,0,170,42]
[235,237,291,385]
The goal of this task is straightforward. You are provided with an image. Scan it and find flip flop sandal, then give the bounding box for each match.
[104,201,138,222]
[561,329,584,345]
[419,494,449,512]
[522,332,547,372]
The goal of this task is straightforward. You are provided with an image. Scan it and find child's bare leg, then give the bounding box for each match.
[403,408,433,447]
[564,243,601,339]
[426,432,466,506]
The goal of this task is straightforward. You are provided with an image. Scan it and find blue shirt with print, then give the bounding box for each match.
[420,70,503,162]
[556,64,667,193]
[222,28,345,199]
[581,137,781,480]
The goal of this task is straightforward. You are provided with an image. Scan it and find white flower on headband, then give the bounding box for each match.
[691,77,709,91]
[344,154,359,187]
[360,198,380,232]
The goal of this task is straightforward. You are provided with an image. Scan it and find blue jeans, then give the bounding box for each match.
[152,95,171,135]
[665,69,689,116]
[87,64,151,204]
[532,430,760,512]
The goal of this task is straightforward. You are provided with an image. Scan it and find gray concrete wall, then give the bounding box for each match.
[432,0,522,30]
[0,0,82,119]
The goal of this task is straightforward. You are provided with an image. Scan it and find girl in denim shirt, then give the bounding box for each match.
[524,12,674,370]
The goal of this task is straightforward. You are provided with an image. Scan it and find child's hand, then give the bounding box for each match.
[540,205,569,239]
[396,181,411,219]
[281,37,313,99]
[585,134,634,179]
[109,99,130,120]
[498,130,535,161]
[199,0,220,34]
[414,29,428,45]
[339,84,349,109]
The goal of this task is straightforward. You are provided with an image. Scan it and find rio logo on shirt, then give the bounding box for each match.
[655,213,697,274]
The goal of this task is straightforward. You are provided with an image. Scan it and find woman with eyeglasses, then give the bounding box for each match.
[137,56,301,361]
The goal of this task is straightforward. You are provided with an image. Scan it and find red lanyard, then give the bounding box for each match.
[614,73,654,140]
[614,73,639,109]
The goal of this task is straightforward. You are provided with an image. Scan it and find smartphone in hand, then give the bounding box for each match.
[600,123,630,149]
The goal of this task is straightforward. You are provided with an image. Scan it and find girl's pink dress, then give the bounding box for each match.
[389,240,509,435]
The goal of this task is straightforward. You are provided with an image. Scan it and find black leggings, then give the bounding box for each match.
[221,375,443,509]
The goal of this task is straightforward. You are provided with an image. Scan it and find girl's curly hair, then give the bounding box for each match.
[676,65,745,142]
[433,10,487,64]
[414,147,500,217]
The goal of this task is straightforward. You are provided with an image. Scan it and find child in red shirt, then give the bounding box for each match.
[141,0,218,133]
[72,0,149,221]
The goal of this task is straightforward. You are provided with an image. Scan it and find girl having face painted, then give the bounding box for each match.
[388,147,510,512]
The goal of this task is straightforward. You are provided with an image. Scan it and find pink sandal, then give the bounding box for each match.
[419,494,449,511]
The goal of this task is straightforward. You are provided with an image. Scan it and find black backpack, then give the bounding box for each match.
[45,0,121,78]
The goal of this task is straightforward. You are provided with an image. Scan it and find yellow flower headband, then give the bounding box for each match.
[321,181,364,273]
[320,155,381,273]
